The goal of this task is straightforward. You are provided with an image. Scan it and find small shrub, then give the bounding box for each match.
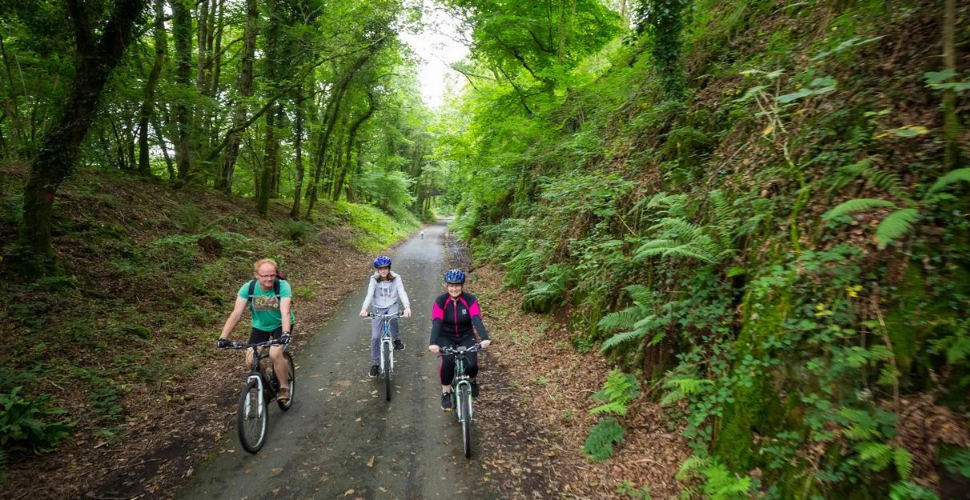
[584,417,626,461]
[283,219,317,244]
[0,387,72,452]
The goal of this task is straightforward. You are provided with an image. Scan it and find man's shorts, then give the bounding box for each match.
[248,325,291,344]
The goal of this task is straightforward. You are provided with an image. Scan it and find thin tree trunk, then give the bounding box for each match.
[0,32,23,158]
[257,0,282,217]
[20,0,147,264]
[332,92,374,202]
[290,85,306,219]
[152,114,175,180]
[138,0,167,175]
[172,0,193,180]
[216,0,256,193]
[942,0,960,169]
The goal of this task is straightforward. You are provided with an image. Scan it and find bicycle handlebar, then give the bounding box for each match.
[219,338,288,350]
[437,343,483,357]
[363,311,406,321]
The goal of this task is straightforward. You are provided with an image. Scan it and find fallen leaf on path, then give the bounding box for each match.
[367,456,375,467]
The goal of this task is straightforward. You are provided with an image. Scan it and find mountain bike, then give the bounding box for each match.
[366,311,404,402]
[219,338,295,453]
[439,343,482,458]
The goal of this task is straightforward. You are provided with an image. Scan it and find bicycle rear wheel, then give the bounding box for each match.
[459,385,472,458]
[237,380,267,454]
[382,342,392,402]
[278,351,295,411]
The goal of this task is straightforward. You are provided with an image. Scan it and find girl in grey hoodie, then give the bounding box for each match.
[359,255,412,377]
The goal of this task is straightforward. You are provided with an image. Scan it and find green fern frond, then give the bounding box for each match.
[624,284,654,303]
[894,448,914,480]
[856,442,893,470]
[601,328,650,351]
[634,239,678,259]
[661,245,716,263]
[928,167,970,194]
[590,401,628,416]
[876,208,919,249]
[676,455,711,481]
[597,306,644,331]
[823,198,896,219]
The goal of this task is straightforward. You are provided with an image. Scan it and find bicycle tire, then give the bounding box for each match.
[382,342,392,402]
[237,380,267,454]
[459,385,472,458]
[278,351,295,411]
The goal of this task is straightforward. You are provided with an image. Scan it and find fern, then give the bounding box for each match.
[661,374,713,405]
[876,208,919,249]
[894,448,914,480]
[823,198,896,219]
[676,455,711,481]
[590,370,640,416]
[601,327,651,351]
[835,157,907,197]
[929,320,970,366]
[856,442,894,471]
[584,417,626,461]
[928,167,970,194]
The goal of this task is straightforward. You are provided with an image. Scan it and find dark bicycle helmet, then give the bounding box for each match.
[373,256,392,268]
[444,269,466,284]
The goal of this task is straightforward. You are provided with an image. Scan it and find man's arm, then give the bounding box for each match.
[220,296,249,339]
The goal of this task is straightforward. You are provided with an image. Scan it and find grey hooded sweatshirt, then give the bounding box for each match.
[361,271,411,311]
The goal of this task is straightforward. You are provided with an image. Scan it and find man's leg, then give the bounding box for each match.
[269,345,288,391]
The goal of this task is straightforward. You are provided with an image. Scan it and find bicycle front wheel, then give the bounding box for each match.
[382,342,392,402]
[459,385,473,458]
[237,380,267,454]
[278,351,295,411]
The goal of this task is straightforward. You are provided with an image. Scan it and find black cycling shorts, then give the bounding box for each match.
[248,325,291,344]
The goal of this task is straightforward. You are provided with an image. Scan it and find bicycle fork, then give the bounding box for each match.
[246,374,266,419]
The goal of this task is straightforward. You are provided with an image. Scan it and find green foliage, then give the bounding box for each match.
[590,370,641,417]
[0,387,72,452]
[875,208,919,250]
[617,480,652,500]
[282,219,317,244]
[583,417,626,461]
[676,455,754,500]
[823,198,896,219]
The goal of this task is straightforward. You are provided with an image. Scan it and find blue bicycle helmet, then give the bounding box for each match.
[373,256,392,268]
[444,269,466,284]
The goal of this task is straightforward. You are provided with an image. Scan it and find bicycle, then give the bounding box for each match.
[438,343,482,458]
[219,338,295,453]
[365,311,404,402]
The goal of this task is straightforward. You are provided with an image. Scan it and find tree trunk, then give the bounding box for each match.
[942,0,961,169]
[0,32,24,159]
[216,0,256,193]
[256,0,282,217]
[138,0,167,175]
[20,0,147,264]
[290,85,306,219]
[304,54,372,218]
[332,92,374,202]
[172,0,193,180]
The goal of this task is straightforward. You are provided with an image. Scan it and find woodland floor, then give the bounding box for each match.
[449,236,690,500]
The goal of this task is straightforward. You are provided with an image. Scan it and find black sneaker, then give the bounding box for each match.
[369,364,379,378]
[471,382,480,398]
[394,339,405,351]
[441,392,454,412]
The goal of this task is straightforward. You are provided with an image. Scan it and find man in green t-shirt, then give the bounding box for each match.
[217,258,295,401]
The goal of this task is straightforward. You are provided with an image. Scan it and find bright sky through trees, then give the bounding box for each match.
[400,2,470,108]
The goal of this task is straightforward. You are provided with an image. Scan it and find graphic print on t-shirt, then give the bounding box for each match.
[252,294,280,311]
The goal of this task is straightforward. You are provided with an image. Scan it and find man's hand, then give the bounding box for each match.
[480,340,491,349]
[360,309,369,317]
[217,337,231,348]
[403,307,412,318]
[428,345,440,354]
[279,333,291,345]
